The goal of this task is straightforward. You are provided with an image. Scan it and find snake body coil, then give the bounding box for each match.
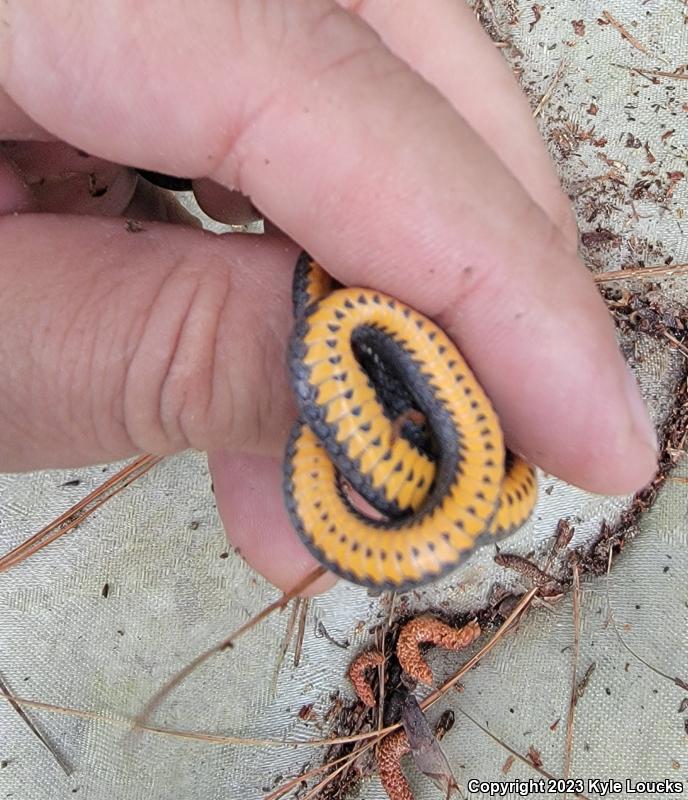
[283,253,537,589]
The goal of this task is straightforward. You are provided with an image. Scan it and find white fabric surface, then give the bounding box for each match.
[1,2,687,799]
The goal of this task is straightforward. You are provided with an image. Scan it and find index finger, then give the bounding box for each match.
[0,0,657,492]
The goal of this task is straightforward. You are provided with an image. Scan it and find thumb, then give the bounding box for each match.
[0,213,297,471]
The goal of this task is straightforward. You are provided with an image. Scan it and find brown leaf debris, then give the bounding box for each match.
[348,649,385,708]
[600,11,655,58]
[376,730,413,800]
[396,617,481,685]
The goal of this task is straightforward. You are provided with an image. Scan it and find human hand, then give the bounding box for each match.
[0,1,657,593]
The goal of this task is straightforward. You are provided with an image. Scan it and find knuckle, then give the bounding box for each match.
[210,0,398,189]
[436,201,571,325]
[121,246,291,457]
[435,256,497,324]
[122,253,234,455]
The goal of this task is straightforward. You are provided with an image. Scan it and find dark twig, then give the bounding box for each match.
[563,561,581,782]
[455,707,590,800]
[593,263,688,284]
[604,549,687,690]
[0,671,72,776]
[0,454,162,573]
[135,567,326,729]
[294,598,309,668]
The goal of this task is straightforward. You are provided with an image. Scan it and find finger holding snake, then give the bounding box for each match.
[0,1,657,592]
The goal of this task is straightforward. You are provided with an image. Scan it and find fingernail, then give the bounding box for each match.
[623,365,658,454]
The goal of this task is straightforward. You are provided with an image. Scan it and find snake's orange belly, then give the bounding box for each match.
[283,253,537,589]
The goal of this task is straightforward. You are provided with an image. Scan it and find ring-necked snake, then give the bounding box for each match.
[133,172,537,590]
[284,252,537,590]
